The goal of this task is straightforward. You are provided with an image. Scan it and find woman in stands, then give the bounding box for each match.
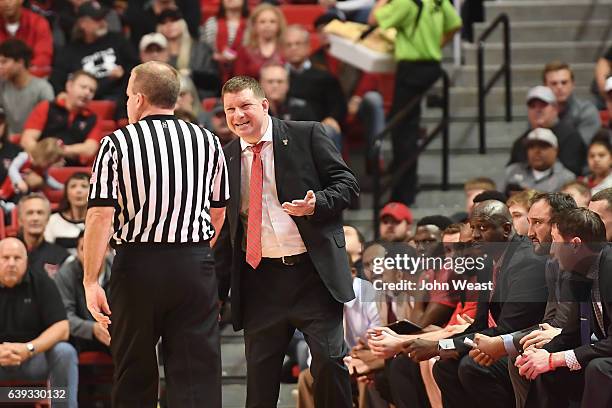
[201,0,249,82]
[581,129,612,194]
[156,7,221,97]
[233,3,286,79]
[44,172,88,253]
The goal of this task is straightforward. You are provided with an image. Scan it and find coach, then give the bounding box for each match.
[216,76,359,407]
[83,61,228,408]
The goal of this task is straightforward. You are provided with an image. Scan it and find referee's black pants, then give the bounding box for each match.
[108,244,221,408]
[389,60,442,206]
[242,255,352,408]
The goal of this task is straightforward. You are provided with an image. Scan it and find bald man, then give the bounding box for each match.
[0,238,78,408]
[397,201,548,408]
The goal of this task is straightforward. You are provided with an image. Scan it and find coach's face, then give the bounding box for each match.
[223,88,269,144]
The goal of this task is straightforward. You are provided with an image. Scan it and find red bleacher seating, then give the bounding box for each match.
[78,352,113,406]
[87,100,117,120]
[202,97,219,112]
[600,110,610,126]
[280,4,326,30]
[43,166,91,206]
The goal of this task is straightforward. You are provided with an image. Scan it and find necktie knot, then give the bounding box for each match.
[251,142,264,154]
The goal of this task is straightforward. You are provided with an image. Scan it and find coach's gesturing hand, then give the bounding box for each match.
[282,190,316,216]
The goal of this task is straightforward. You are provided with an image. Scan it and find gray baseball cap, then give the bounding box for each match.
[526,86,556,105]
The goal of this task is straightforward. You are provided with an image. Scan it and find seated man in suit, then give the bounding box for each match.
[515,207,611,408]
[260,63,317,123]
[0,237,78,408]
[396,200,548,408]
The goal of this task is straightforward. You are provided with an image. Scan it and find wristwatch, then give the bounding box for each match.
[438,339,456,351]
[26,343,35,355]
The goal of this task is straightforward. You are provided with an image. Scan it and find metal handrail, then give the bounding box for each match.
[372,70,450,239]
[477,13,512,154]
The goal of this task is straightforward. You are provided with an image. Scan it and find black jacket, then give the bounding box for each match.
[217,117,359,330]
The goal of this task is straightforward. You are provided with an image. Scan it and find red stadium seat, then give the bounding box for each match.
[87,100,117,120]
[78,352,113,406]
[43,166,91,205]
[600,110,610,126]
[5,207,19,237]
[280,5,326,30]
[100,119,118,135]
[202,97,219,112]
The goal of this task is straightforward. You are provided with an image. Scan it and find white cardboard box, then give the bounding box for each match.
[328,34,396,73]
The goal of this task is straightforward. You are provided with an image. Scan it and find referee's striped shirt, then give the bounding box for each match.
[88,114,229,247]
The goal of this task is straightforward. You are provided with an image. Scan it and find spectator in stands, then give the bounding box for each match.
[125,0,201,49]
[0,39,54,135]
[156,7,220,96]
[542,61,600,146]
[50,1,138,102]
[515,208,610,407]
[379,201,413,242]
[18,193,68,279]
[44,173,88,253]
[505,127,575,193]
[259,63,317,122]
[0,107,21,189]
[0,138,63,203]
[605,77,612,128]
[589,188,612,242]
[312,13,386,172]
[464,177,496,214]
[175,74,209,124]
[201,0,249,82]
[561,180,591,208]
[21,70,102,166]
[581,131,612,194]
[506,189,537,236]
[509,86,586,176]
[593,45,611,109]
[202,99,236,146]
[319,0,374,23]
[234,3,285,79]
[369,0,461,206]
[0,237,78,408]
[284,24,346,151]
[343,224,364,268]
[0,0,53,77]
[54,0,122,47]
[54,231,111,353]
[139,32,170,63]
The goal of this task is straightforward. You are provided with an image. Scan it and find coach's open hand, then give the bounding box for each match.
[85,282,112,329]
[282,190,316,216]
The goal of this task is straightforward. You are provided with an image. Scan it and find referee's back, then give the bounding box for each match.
[88,115,229,246]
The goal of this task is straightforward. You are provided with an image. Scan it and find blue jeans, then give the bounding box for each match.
[0,342,78,408]
[323,124,343,153]
[358,91,386,162]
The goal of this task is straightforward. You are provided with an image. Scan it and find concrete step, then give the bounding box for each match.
[473,20,612,43]
[422,120,527,151]
[448,63,595,88]
[484,0,612,22]
[463,41,611,66]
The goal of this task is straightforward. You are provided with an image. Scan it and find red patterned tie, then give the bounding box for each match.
[246,142,264,269]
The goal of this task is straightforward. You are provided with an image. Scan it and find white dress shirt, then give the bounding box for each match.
[240,115,307,258]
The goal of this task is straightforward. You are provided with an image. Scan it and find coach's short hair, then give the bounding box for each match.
[222,76,266,100]
[552,208,606,251]
[132,61,180,109]
[591,188,612,209]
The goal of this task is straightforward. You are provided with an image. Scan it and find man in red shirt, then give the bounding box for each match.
[21,70,102,166]
[0,0,53,77]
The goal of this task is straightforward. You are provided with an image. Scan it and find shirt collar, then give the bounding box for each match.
[240,115,273,152]
[287,59,312,74]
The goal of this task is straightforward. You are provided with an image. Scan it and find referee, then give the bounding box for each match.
[83,61,228,408]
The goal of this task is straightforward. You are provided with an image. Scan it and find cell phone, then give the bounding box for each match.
[386,319,423,335]
[463,337,477,348]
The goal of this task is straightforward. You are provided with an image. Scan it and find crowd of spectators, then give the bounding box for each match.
[0,0,611,406]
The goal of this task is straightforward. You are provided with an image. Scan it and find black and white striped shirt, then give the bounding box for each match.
[88,114,229,246]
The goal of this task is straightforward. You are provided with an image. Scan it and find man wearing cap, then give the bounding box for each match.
[139,33,170,64]
[0,0,53,77]
[505,128,576,193]
[509,85,586,176]
[50,1,138,102]
[379,202,413,242]
[203,100,236,146]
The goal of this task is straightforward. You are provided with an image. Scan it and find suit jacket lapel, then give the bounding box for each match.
[227,140,242,241]
[271,117,288,200]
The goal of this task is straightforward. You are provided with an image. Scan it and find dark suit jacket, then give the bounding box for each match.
[544,246,612,366]
[218,117,359,330]
[452,235,549,354]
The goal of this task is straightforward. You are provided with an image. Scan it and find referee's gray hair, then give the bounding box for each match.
[222,76,266,100]
[132,61,180,109]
